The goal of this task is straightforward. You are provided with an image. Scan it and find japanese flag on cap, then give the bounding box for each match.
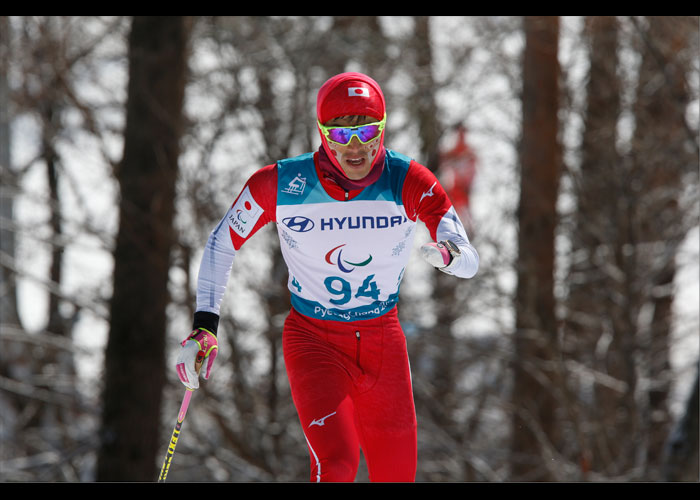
[348,87,370,97]
[317,72,385,124]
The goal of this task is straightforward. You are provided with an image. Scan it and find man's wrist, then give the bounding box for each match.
[442,240,461,263]
[439,240,462,273]
[192,311,220,336]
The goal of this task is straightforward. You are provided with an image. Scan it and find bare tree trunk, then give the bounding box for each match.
[0,16,21,328]
[97,16,192,481]
[511,16,561,482]
[565,16,631,477]
[663,365,699,481]
[41,104,66,338]
[413,16,442,173]
[630,16,696,477]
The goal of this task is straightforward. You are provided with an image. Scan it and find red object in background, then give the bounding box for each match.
[439,126,477,230]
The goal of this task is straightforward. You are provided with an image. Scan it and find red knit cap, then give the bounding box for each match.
[315,72,387,190]
[317,72,385,124]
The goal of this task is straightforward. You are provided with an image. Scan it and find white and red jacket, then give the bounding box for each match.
[195,149,478,323]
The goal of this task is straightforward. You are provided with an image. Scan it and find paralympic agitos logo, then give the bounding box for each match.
[325,244,373,273]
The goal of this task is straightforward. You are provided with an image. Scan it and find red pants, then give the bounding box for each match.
[283,307,417,482]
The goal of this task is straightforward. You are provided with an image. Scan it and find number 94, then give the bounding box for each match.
[324,274,381,305]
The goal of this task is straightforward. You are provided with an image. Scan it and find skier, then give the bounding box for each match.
[175,72,479,482]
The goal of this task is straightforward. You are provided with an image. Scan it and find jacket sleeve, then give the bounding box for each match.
[193,164,277,332]
[402,161,479,279]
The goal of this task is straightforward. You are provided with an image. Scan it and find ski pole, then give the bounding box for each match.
[158,351,204,482]
[158,387,195,482]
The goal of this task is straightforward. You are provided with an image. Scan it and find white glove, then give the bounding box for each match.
[175,328,218,390]
[420,240,461,273]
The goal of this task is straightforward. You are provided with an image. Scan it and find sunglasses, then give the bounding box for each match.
[318,115,386,146]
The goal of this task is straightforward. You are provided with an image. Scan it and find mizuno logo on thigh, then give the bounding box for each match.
[308,411,337,428]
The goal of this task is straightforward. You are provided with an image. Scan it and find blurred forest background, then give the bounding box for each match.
[0,16,698,482]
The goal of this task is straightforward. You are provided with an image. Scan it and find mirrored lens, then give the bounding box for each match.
[328,128,352,144]
[357,124,380,142]
[327,124,381,145]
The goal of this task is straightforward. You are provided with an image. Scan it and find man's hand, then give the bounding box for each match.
[175,328,218,390]
[419,240,461,272]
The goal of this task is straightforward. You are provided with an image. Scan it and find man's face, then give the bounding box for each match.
[324,116,382,181]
